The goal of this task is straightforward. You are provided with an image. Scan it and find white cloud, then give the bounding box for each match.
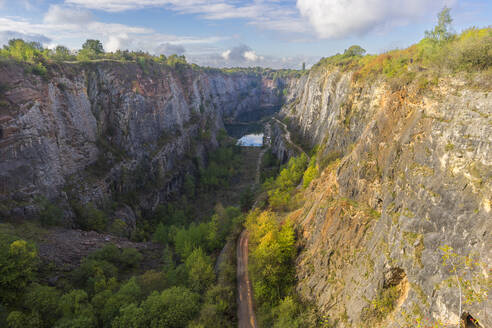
[0,30,51,46]
[44,4,94,25]
[196,44,311,69]
[244,50,260,62]
[0,9,222,56]
[296,0,456,38]
[221,49,231,60]
[65,0,310,34]
[154,42,186,55]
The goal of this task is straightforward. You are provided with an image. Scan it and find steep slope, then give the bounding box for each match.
[275,67,491,327]
[0,61,286,222]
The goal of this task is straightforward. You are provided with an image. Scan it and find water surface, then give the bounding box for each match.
[237,134,263,147]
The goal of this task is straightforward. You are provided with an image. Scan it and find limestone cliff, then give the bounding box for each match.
[0,61,285,221]
[277,67,491,327]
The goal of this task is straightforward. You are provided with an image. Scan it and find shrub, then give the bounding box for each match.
[37,197,63,226]
[72,202,108,232]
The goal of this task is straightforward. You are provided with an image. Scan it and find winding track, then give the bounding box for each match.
[271,117,307,156]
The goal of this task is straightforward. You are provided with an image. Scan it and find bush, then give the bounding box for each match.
[37,197,63,226]
[72,202,108,232]
[88,244,142,269]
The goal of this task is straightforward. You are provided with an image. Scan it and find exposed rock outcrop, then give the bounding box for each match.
[278,67,491,327]
[0,61,287,221]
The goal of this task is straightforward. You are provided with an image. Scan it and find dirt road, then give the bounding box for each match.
[237,230,257,328]
[272,117,307,156]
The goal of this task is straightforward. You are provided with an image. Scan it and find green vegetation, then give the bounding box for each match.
[312,9,491,86]
[0,238,38,306]
[36,196,63,227]
[246,210,318,327]
[0,201,244,328]
[199,145,242,192]
[302,156,319,188]
[361,286,400,324]
[263,154,309,210]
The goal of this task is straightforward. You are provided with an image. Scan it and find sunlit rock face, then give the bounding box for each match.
[274,67,491,327]
[0,62,288,219]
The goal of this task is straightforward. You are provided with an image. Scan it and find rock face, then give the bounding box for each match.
[0,61,286,220]
[277,67,491,327]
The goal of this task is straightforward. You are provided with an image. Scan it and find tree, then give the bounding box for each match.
[24,283,61,327]
[78,39,104,60]
[185,248,215,293]
[38,197,63,226]
[111,303,145,328]
[55,290,96,328]
[425,7,454,42]
[0,239,38,305]
[51,46,73,61]
[247,212,296,305]
[302,157,318,188]
[183,174,196,199]
[7,311,42,328]
[141,287,200,328]
[302,62,306,71]
[101,278,141,326]
[344,45,366,57]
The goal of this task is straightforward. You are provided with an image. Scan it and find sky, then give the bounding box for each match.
[0,0,490,69]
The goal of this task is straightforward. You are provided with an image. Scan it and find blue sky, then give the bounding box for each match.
[0,0,490,68]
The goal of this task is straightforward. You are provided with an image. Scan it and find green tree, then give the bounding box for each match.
[137,270,167,297]
[38,197,63,226]
[343,45,366,57]
[185,248,215,293]
[152,223,169,244]
[55,290,96,328]
[6,311,42,328]
[302,157,318,188]
[111,303,145,328]
[183,174,196,199]
[173,223,209,259]
[141,287,200,328]
[24,283,61,327]
[247,212,296,305]
[78,39,104,60]
[72,202,108,232]
[0,239,38,305]
[425,7,454,42]
[197,284,236,328]
[101,278,142,326]
[51,45,73,61]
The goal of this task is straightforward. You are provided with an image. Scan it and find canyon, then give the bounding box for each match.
[0,58,490,327]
